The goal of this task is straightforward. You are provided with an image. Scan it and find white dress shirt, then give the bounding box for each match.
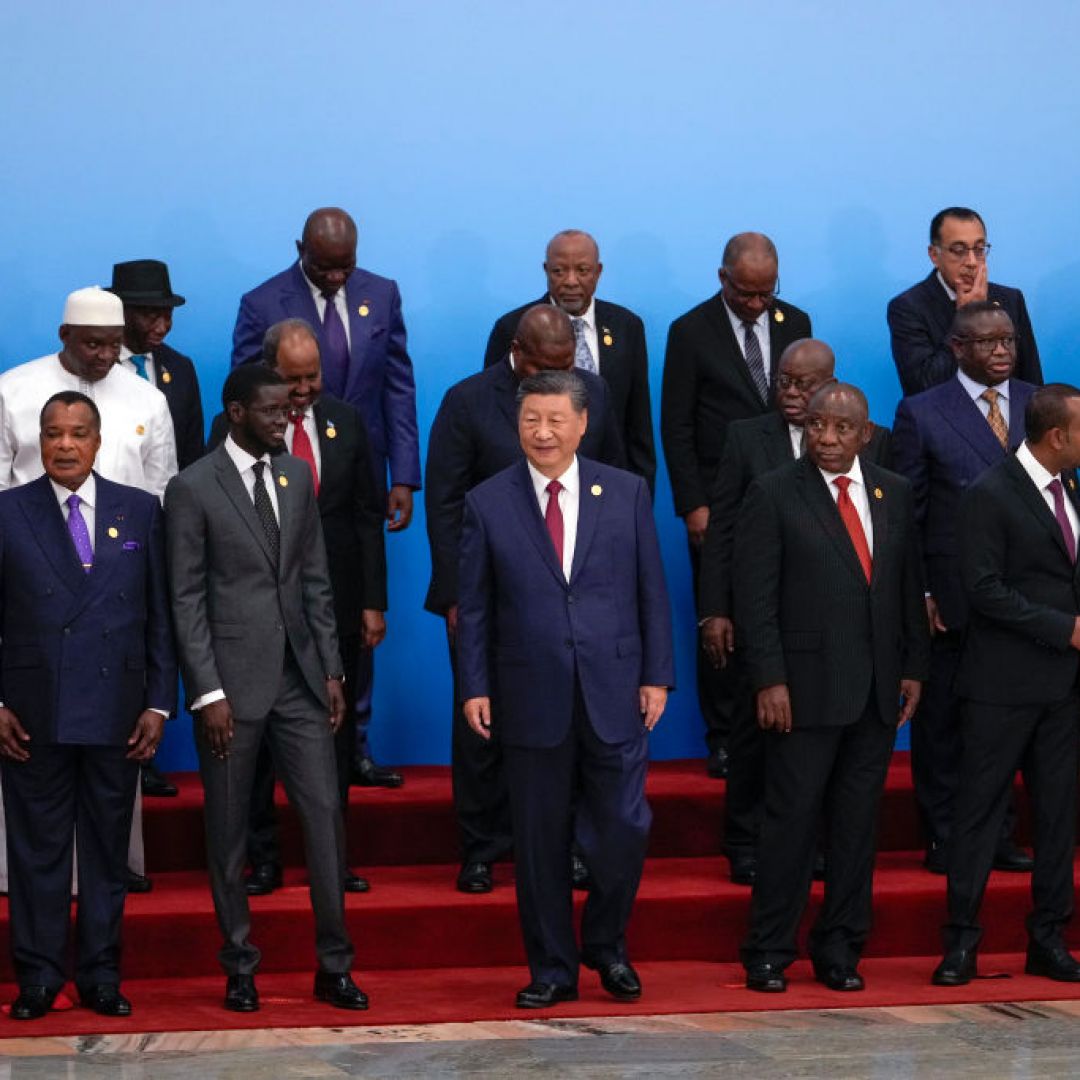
[1016,441,1080,544]
[723,300,771,386]
[0,354,177,501]
[119,344,158,385]
[284,408,322,478]
[302,264,352,350]
[956,369,1011,431]
[788,423,804,458]
[936,270,957,303]
[553,297,600,375]
[527,456,579,579]
[818,455,874,554]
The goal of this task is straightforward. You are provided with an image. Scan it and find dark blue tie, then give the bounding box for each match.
[321,293,350,398]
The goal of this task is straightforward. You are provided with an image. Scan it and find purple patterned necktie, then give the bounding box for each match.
[321,291,350,398]
[66,493,94,572]
[1048,479,1077,563]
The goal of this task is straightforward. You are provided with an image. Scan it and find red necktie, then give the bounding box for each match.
[545,479,564,568]
[833,476,872,582]
[290,413,319,496]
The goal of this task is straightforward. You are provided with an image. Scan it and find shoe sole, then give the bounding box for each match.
[223,1001,260,1012]
[315,990,369,1010]
[516,992,579,1009]
[1024,962,1080,982]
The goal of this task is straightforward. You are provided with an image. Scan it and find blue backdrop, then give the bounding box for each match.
[2,3,1077,769]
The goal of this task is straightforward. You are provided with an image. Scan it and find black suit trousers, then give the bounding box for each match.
[2,744,138,989]
[944,694,1079,954]
[742,701,895,970]
[719,652,761,857]
[688,539,732,752]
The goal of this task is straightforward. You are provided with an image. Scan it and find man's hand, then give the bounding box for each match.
[925,596,947,635]
[386,484,414,532]
[446,604,459,643]
[756,684,792,733]
[327,678,346,733]
[361,609,387,649]
[955,260,988,307]
[0,706,30,762]
[701,616,735,669]
[684,505,709,547]
[463,696,492,740]
[639,686,668,730]
[199,699,235,759]
[127,710,165,762]
[898,679,922,728]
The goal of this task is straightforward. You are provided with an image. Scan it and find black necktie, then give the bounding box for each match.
[742,321,769,402]
[251,461,280,563]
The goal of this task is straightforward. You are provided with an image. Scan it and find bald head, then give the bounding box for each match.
[719,232,779,322]
[721,232,777,270]
[776,339,837,426]
[297,208,358,297]
[511,305,576,379]
[302,208,357,246]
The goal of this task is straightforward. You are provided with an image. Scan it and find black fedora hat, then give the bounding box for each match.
[109,260,186,308]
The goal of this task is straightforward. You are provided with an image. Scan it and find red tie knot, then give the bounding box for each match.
[833,476,851,494]
[546,479,563,498]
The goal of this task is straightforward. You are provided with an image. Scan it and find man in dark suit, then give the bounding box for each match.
[933,383,1080,988]
[165,365,366,1013]
[893,302,1037,874]
[109,258,205,800]
[458,369,673,1008]
[735,383,929,993]
[661,232,813,777]
[0,391,176,1020]
[426,306,625,894]
[888,207,1042,396]
[208,318,390,897]
[698,340,892,886]
[482,229,655,491]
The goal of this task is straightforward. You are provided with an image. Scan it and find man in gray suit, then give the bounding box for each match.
[164,364,366,1013]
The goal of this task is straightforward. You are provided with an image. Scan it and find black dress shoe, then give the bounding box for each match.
[706,746,729,780]
[9,985,59,1020]
[588,960,642,1001]
[728,852,757,886]
[126,869,153,893]
[571,853,592,891]
[515,981,578,1009]
[79,983,132,1016]
[314,970,369,1009]
[344,870,371,893]
[140,761,178,797]
[351,757,404,788]
[813,964,864,991]
[1025,942,1080,982]
[224,974,259,1012]
[993,842,1034,873]
[932,949,977,986]
[245,863,283,896]
[745,962,787,993]
[923,840,947,875]
[456,861,493,893]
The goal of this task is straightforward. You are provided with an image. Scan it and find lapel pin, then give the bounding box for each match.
[278,474,288,488]
[591,484,602,497]
[773,309,784,324]
[1070,477,1077,491]
[358,303,370,317]
[602,328,613,347]
[107,526,119,539]
[135,424,145,436]
[161,369,172,384]
[326,420,337,440]
[874,487,883,500]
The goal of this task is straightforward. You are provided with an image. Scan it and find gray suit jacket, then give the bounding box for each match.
[164,443,342,718]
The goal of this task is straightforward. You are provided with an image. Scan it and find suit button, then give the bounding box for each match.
[103,630,110,638]
[63,627,71,636]
[118,591,127,600]
[565,639,574,648]
[567,595,575,604]
[100,667,109,677]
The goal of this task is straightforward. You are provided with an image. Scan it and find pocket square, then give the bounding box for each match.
[122,540,141,551]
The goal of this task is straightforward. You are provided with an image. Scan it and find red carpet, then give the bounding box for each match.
[2,755,1076,1037]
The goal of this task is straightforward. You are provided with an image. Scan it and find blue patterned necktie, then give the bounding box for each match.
[66,493,94,571]
[321,292,350,398]
[571,317,597,373]
[129,353,149,380]
[742,320,769,401]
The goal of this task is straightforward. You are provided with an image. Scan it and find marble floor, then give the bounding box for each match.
[2,1000,1080,1078]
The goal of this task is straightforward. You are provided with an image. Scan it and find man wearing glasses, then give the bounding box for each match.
[888,206,1043,396]
[661,232,812,779]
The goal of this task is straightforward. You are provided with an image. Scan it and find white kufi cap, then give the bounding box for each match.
[62,286,124,326]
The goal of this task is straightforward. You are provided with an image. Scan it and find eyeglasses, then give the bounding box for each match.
[958,334,1015,355]
[249,405,291,419]
[935,242,991,260]
[776,373,824,392]
[722,273,779,304]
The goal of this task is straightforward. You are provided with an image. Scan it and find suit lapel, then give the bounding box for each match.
[569,463,601,584]
[508,460,566,588]
[595,300,619,370]
[1005,455,1075,565]
[213,445,277,570]
[865,466,889,589]
[762,412,797,466]
[704,296,764,405]
[1007,380,1032,451]
[796,459,868,586]
[934,377,1006,467]
[272,460,293,577]
[19,478,85,596]
[342,274,372,401]
[493,361,519,431]
[312,401,340,500]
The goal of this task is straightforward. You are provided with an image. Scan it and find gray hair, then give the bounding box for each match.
[515,370,588,413]
[261,318,319,366]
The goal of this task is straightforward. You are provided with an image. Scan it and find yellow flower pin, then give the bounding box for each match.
[1070,477,1077,491]
[161,370,172,384]
[135,424,145,435]
[326,422,337,440]
[107,526,119,539]
[874,487,884,500]
[278,474,288,488]
[773,309,785,324]
[602,329,613,347]
[358,304,370,317]
[591,484,602,497]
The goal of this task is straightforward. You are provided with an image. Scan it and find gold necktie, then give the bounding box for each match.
[981,388,1008,449]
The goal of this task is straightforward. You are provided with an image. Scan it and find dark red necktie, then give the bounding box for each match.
[1048,478,1077,563]
[545,479,564,567]
[833,476,872,582]
[290,413,319,496]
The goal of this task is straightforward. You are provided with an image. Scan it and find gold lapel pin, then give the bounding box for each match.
[107,526,119,539]
[326,421,337,440]
[1070,477,1077,491]
[773,309,785,324]
[358,303,370,317]
[591,484,602,497]
[135,424,145,435]
[874,487,884,500]
[602,329,613,347]
[161,369,172,384]
[278,474,288,488]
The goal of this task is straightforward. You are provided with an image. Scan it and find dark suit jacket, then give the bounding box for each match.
[698,412,893,619]
[892,376,1036,628]
[424,358,626,615]
[483,297,655,492]
[154,341,205,470]
[661,294,813,516]
[457,458,674,748]
[887,272,1042,396]
[164,446,342,718]
[955,453,1080,705]
[0,473,176,745]
[733,458,929,729]
[231,262,421,495]
[207,393,387,629]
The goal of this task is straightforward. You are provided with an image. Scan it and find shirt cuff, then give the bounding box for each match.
[191,689,226,711]
[148,708,171,719]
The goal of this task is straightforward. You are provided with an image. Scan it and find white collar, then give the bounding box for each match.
[553,296,596,329]
[224,432,273,475]
[936,270,957,302]
[527,454,580,500]
[817,454,866,489]
[1016,440,1061,491]
[50,472,96,509]
[956,369,1009,403]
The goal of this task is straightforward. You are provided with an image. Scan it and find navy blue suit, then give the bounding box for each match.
[458,458,673,985]
[231,262,421,496]
[892,376,1036,847]
[0,474,175,991]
